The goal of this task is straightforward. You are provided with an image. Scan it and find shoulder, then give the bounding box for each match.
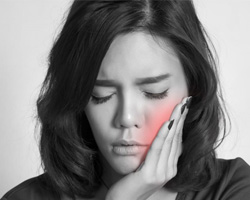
[219,157,250,183]
[1,174,60,200]
[184,157,250,200]
[217,157,250,198]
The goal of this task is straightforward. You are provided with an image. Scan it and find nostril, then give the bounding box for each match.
[114,102,143,129]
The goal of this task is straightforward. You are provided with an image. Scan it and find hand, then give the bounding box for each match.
[105,96,191,200]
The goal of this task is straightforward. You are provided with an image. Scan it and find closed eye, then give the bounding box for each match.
[143,89,169,100]
[90,88,169,105]
[90,94,113,104]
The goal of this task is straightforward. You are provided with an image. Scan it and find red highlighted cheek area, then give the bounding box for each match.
[138,99,180,149]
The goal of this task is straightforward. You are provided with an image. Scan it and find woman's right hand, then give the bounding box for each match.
[105,96,192,200]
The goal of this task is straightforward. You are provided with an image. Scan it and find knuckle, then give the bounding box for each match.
[157,175,167,185]
[166,169,177,180]
[173,135,182,143]
[165,137,174,144]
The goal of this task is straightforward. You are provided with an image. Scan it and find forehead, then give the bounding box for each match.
[98,32,182,81]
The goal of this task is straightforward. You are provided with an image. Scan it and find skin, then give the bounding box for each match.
[84,31,189,199]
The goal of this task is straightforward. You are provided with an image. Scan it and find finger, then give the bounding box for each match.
[164,97,188,147]
[158,97,189,173]
[144,99,184,171]
[172,98,190,164]
[165,96,188,141]
[168,97,190,176]
[157,102,183,172]
[172,96,191,160]
[170,105,188,174]
[142,97,189,173]
[173,141,183,171]
[175,96,191,137]
[174,102,189,144]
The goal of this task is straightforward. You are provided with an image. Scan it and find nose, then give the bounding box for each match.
[114,95,143,129]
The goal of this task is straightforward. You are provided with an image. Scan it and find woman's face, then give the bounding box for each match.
[85,32,188,175]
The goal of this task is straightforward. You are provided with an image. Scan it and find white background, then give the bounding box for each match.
[0,0,250,197]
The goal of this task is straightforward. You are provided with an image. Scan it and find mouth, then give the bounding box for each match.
[112,140,147,146]
[112,140,148,156]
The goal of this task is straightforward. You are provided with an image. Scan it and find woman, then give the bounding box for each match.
[2,0,250,199]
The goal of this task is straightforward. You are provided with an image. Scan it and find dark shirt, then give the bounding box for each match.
[2,158,250,200]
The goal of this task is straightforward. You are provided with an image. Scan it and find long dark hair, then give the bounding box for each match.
[37,0,230,198]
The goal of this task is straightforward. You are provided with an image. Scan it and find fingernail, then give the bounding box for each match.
[168,119,174,130]
[181,103,186,114]
[186,96,192,109]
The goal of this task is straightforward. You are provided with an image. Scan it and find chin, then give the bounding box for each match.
[111,156,142,175]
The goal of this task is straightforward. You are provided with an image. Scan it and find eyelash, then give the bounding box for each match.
[90,89,169,105]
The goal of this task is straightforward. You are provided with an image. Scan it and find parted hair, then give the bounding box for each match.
[37,0,230,198]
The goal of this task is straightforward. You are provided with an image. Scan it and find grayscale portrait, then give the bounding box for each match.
[1,0,250,199]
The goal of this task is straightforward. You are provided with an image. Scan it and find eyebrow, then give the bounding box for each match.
[94,73,172,87]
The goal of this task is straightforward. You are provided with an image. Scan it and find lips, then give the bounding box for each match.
[112,140,148,156]
[112,140,147,146]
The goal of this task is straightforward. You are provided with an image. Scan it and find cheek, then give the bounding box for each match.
[139,98,180,145]
[85,108,110,143]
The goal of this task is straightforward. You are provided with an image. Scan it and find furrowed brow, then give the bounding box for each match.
[94,73,172,87]
[135,73,172,85]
